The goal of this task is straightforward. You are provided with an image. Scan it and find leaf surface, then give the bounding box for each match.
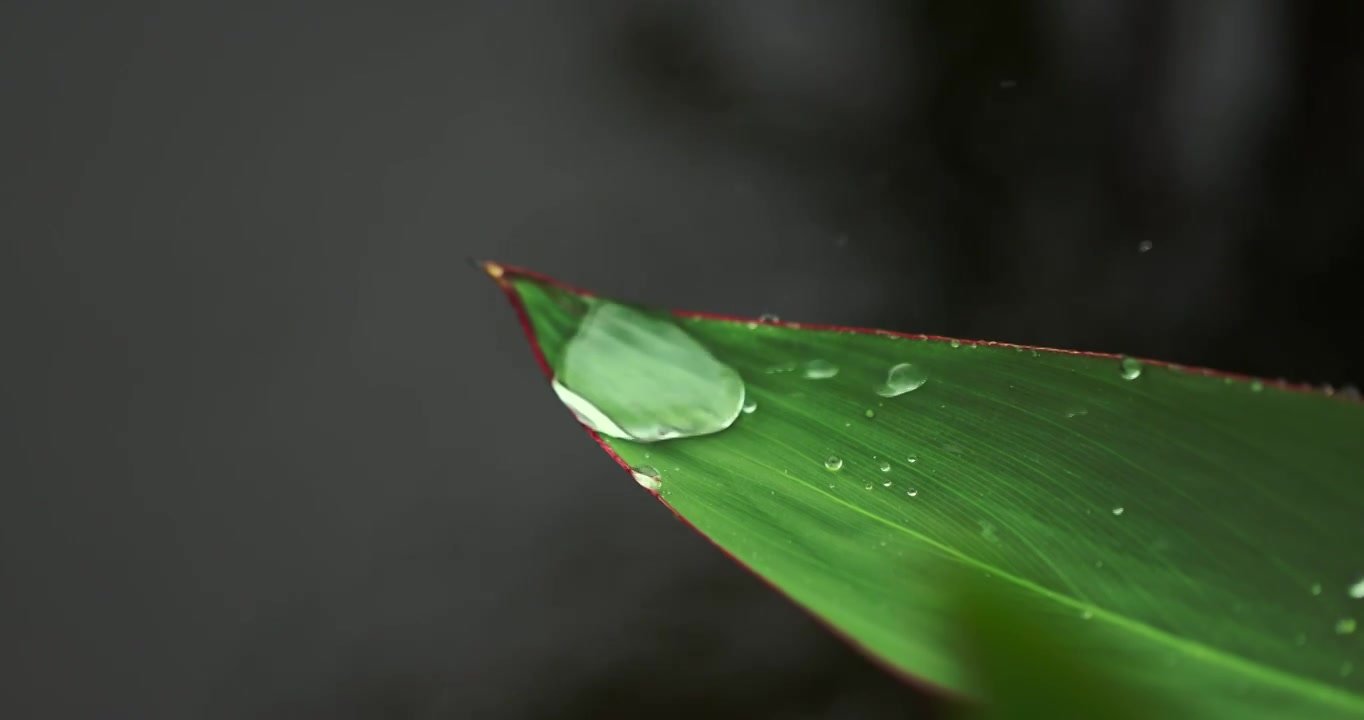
[486,262,1364,718]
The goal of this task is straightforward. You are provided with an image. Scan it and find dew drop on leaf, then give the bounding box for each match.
[906,488,918,497]
[876,362,929,397]
[1112,506,1125,516]
[865,409,876,419]
[1251,380,1265,392]
[1120,356,1143,381]
[906,454,918,463]
[949,339,961,348]
[551,301,745,442]
[1311,582,1323,596]
[742,398,757,414]
[631,465,662,491]
[864,482,874,491]
[1349,578,1364,599]
[825,455,843,471]
[878,460,891,472]
[803,359,840,379]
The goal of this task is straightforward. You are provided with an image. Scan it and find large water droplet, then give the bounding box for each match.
[1335,618,1357,635]
[1119,356,1143,381]
[1349,578,1364,599]
[825,455,843,471]
[631,465,662,491]
[742,398,758,414]
[803,359,840,379]
[551,301,745,442]
[876,363,929,397]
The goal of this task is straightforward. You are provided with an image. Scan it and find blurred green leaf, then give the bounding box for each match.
[486,263,1364,719]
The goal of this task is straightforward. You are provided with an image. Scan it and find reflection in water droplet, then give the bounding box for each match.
[1112,507,1125,516]
[906,488,918,497]
[864,409,876,419]
[906,454,918,463]
[1311,583,1323,596]
[825,456,843,471]
[878,460,891,472]
[802,359,840,379]
[1120,356,1143,381]
[876,363,929,397]
[742,398,758,414]
[1335,618,1356,635]
[631,465,662,491]
[1350,578,1364,599]
[551,302,745,442]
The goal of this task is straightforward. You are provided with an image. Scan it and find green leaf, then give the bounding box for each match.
[485,262,1364,718]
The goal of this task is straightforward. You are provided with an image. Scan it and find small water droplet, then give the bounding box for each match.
[1293,632,1307,646]
[1112,506,1125,516]
[825,455,843,471]
[863,482,874,491]
[1137,240,1154,253]
[864,408,876,419]
[1335,618,1356,635]
[1250,380,1264,392]
[759,313,780,322]
[906,454,918,463]
[906,488,918,497]
[1081,609,1094,620]
[876,363,929,397]
[765,361,796,374]
[1349,578,1364,599]
[631,465,663,491]
[1311,583,1323,596]
[878,460,891,472]
[802,359,840,379]
[1119,356,1143,381]
[742,398,757,414]
[949,339,961,348]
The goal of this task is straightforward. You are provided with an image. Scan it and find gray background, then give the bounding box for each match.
[3,1,1360,718]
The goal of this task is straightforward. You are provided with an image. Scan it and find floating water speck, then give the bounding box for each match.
[906,488,918,497]
[742,398,758,414]
[1349,578,1364,599]
[825,455,843,471]
[803,359,840,379]
[1112,507,1125,516]
[878,460,891,472]
[631,465,662,491]
[876,362,929,397]
[1119,356,1143,381]
[1137,240,1153,253]
[551,301,745,442]
[1335,618,1357,635]
[1311,583,1323,596]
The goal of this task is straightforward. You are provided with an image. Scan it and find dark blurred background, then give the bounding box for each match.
[2,1,1361,718]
